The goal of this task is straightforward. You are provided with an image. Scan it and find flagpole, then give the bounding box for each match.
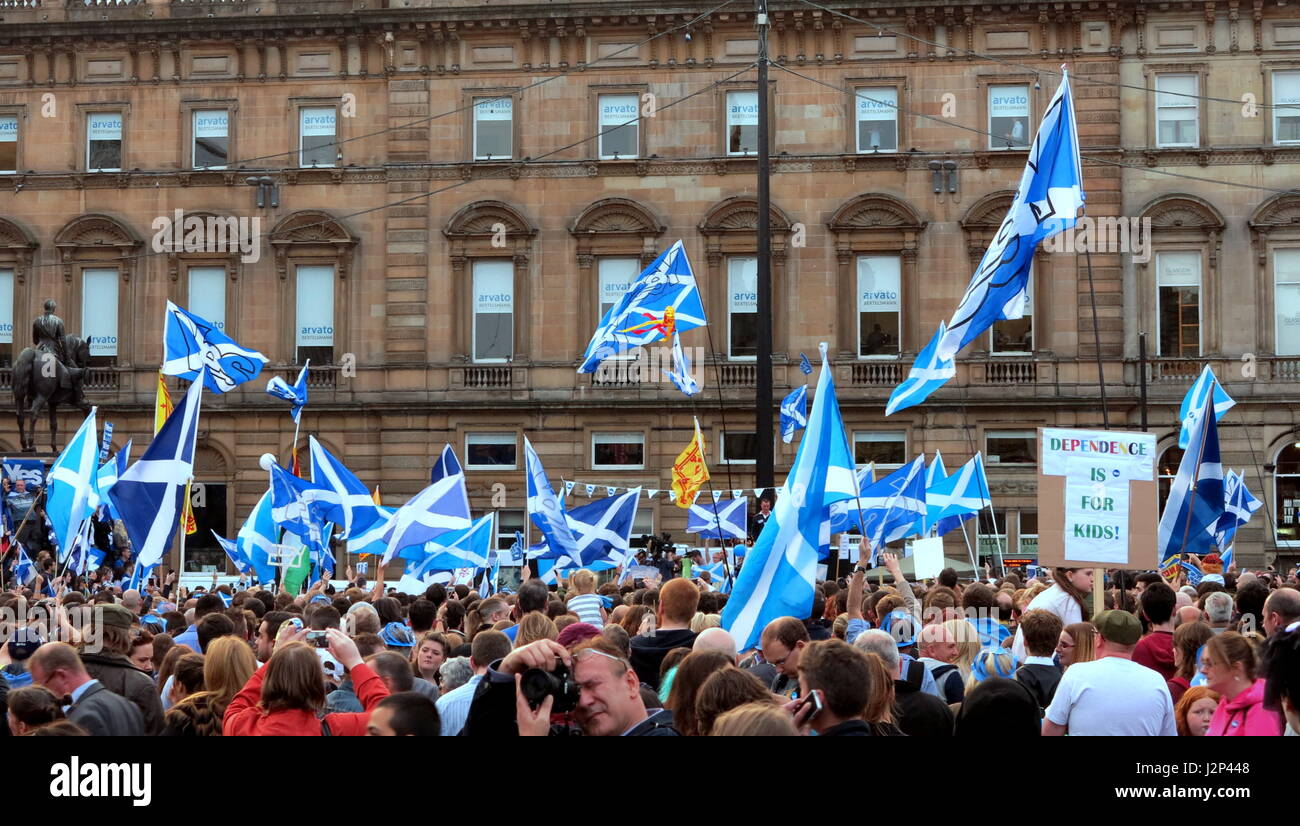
[1176,401,1211,557]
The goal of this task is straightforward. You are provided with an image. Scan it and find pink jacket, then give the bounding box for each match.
[1206,679,1284,737]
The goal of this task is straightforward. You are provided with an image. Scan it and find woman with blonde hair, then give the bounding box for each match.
[564,569,606,626]
[1057,621,1098,670]
[163,636,257,736]
[940,618,982,683]
[708,702,799,736]
[966,648,1019,693]
[514,612,558,647]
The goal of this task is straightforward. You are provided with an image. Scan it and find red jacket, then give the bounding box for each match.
[223,662,389,736]
[1206,679,1285,737]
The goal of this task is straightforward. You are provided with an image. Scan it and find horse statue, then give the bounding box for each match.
[13,334,91,453]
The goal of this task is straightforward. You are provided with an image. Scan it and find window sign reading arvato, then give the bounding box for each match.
[1042,428,1156,565]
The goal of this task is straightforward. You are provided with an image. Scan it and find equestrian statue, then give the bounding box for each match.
[13,299,90,453]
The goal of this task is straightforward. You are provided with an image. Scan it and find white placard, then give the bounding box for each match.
[857,256,901,312]
[1157,251,1200,287]
[193,110,228,138]
[912,536,945,580]
[188,267,226,332]
[82,269,118,357]
[296,265,334,347]
[300,107,336,137]
[1041,429,1156,480]
[88,113,122,142]
[1063,475,1130,564]
[0,270,12,344]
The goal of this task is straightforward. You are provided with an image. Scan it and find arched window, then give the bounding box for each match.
[158,210,244,341]
[1249,193,1300,355]
[268,210,358,369]
[568,198,665,354]
[53,214,143,374]
[1275,442,1300,545]
[960,191,1047,356]
[1136,195,1225,360]
[0,216,37,368]
[183,444,233,574]
[1158,444,1185,516]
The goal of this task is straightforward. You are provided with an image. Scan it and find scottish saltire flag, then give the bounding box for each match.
[408,513,496,570]
[578,240,706,373]
[64,519,97,576]
[1158,391,1225,560]
[309,436,384,546]
[111,374,204,569]
[430,443,463,484]
[721,347,858,653]
[162,301,268,393]
[381,471,473,565]
[687,498,748,541]
[780,385,808,444]
[886,321,957,415]
[267,461,333,551]
[342,505,398,557]
[525,436,579,560]
[126,561,157,593]
[857,456,928,549]
[238,490,280,584]
[535,489,641,571]
[266,360,310,423]
[662,332,700,396]
[477,555,499,597]
[927,453,991,534]
[694,561,733,594]
[96,439,132,520]
[938,70,1083,361]
[1179,365,1235,449]
[46,407,100,559]
[915,452,972,537]
[215,531,254,576]
[1213,470,1261,562]
[13,544,35,586]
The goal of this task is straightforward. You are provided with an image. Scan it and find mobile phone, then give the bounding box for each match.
[796,689,824,721]
[306,630,329,648]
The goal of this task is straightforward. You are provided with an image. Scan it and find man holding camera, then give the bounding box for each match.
[462,638,677,736]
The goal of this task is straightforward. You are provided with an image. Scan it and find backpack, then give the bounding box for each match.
[903,659,926,691]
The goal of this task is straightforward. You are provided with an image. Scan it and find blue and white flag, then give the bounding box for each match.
[509,531,525,563]
[95,440,132,522]
[721,346,858,653]
[1178,365,1235,449]
[525,436,580,561]
[267,461,333,552]
[46,407,100,559]
[238,490,280,584]
[126,561,157,594]
[13,543,35,586]
[1158,389,1225,560]
[215,531,254,576]
[938,70,1083,360]
[266,361,310,423]
[534,490,641,571]
[694,561,733,595]
[404,513,495,574]
[578,240,706,373]
[780,385,808,444]
[886,321,957,415]
[687,497,748,541]
[662,332,700,396]
[381,467,473,565]
[162,301,268,393]
[110,373,204,569]
[430,443,463,484]
[1213,470,1261,565]
[343,505,399,557]
[64,518,98,576]
[799,353,813,375]
[926,453,991,534]
[1181,561,1204,587]
[309,436,384,547]
[98,421,114,464]
[855,456,929,550]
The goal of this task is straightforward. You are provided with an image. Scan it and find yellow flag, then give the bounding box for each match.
[154,372,174,435]
[372,485,382,506]
[671,417,710,509]
[183,479,197,535]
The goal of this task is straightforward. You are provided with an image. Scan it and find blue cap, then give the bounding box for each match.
[140,615,165,632]
[880,610,917,647]
[310,594,332,605]
[381,622,415,647]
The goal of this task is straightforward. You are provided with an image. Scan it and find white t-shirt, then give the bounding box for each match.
[1011,584,1084,660]
[1044,656,1177,736]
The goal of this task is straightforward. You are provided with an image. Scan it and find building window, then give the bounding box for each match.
[0,114,17,174]
[592,432,644,470]
[598,93,639,159]
[299,106,336,167]
[472,259,513,363]
[295,265,334,364]
[630,509,654,548]
[1276,443,1300,543]
[990,268,1033,354]
[598,257,640,319]
[1276,249,1300,356]
[1274,71,1300,146]
[192,109,229,169]
[82,268,119,365]
[1017,511,1038,556]
[87,111,123,171]
[1155,74,1199,148]
[977,508,1008,562]
[727,256,758,359]
[1156,251,1201,356]
[465,433,518,470]
[853,431,906,469]
[473,96,513,160]
[187,267,226,332]
[855,87,898,153]
[726,90,759,155]
[988,84,1030,150]
[496,509,526,550]
[986,430,1036,464]
[1158,446,1184,516]
[0,268,12,367]
[721,432,757,465]
[857,255,901,357]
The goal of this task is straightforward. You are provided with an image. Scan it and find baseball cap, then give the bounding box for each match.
[1093,609,1142,645]
[310,594,332,606]
[381,622,415,647]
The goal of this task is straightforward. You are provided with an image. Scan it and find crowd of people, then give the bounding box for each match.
[2,540,1299,737]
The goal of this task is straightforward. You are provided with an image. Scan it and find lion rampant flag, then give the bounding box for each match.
[671,417,710,509]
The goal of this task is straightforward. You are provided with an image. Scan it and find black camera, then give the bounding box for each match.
[519,664,581,713]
